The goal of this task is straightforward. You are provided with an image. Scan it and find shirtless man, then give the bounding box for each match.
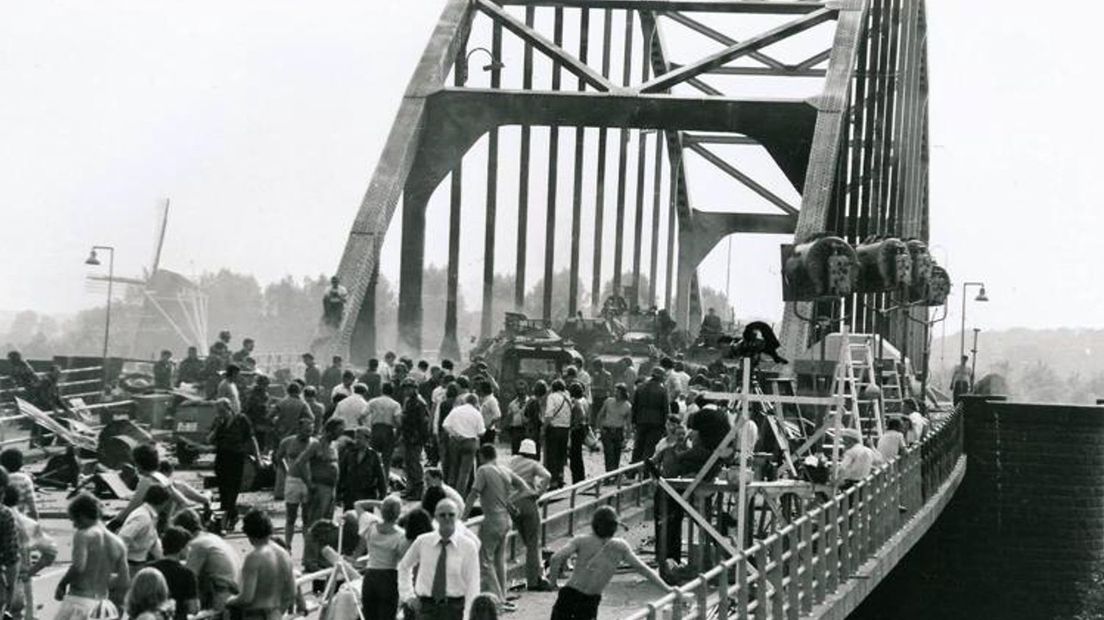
[275,418,315,550]
[227,510,295,620]
[548,506,672,620]
[55,493,130,620]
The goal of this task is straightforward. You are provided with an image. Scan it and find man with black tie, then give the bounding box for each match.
[397,499,480,620]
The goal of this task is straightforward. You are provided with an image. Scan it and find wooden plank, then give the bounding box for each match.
[476,0,615,92]
[641,8,837,93]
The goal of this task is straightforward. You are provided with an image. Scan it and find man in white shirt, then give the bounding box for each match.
[331,370,357,401]
[835,429,873,489]
[907,408,928,445]
[333,383,370,432]
[443,394,485,495]
[877,417,908,461]
[397,499,480,620]
[118,484,172,569]
[664,362,691,402]
[380,351,397,384]
[476,382,501,445]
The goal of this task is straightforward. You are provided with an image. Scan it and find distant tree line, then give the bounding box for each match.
[3,268,732,361]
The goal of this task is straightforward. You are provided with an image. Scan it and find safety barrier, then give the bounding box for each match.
[465,460,653,575]
[625,409,964,620]
[280,459,655,614]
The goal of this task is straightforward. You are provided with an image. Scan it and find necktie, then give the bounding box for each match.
[431,538,450,602]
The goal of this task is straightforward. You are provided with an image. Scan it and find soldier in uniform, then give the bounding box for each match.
[153,350,174,391]
[176,347,204,387]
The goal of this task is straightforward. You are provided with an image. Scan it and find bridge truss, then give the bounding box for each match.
[324,0,930,363]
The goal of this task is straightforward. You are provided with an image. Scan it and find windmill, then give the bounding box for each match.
[85,199,209,359]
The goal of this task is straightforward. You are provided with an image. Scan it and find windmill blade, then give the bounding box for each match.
[150,198,170,278]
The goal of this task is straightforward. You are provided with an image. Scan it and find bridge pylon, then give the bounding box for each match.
[316,0,930,364]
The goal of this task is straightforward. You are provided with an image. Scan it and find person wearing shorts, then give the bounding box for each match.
[275,418,314,551]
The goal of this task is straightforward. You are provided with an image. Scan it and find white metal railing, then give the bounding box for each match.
[625,409,964,620]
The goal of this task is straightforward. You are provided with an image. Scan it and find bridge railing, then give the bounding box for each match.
[281,459,654,612]
[465,460,653,573]
[627,409,964,620]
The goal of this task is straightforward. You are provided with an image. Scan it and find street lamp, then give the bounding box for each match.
[959,281,988,362]
[85,245,115,388]
[457,46,505,84]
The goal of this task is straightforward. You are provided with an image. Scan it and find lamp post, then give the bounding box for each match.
[970,327,981,387]
[85,245,115,388]
[959,281,988,362]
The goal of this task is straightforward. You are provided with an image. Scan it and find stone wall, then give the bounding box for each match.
[851,395,1104,619]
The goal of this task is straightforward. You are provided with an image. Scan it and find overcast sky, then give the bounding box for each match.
[1,1,1098,338]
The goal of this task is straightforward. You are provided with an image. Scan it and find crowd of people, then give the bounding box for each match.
[1,318,936,620]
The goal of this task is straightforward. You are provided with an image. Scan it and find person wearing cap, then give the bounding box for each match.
[507,439,553,591]
[548,506,673,620]
[338,427,388,508]
[630,367,670,463]
[835,428,873,489]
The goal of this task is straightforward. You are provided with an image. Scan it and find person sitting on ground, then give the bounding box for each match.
[227,510,296,620]
[548,506,673,620]
[125,568,173,620]
[148,527,198,620]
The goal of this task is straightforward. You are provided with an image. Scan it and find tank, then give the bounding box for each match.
[475,313,582,401]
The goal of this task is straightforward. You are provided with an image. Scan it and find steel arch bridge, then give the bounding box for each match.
[320,0,930,364]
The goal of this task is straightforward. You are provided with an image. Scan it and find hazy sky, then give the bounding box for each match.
[1,1,1099,338]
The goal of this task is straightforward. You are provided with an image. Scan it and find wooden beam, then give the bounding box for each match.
[642,8,838,93]
[497,0,828,14]
[476,0,616,92]
[687,142,798,215]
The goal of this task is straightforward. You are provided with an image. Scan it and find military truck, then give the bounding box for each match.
[472,313,582,401]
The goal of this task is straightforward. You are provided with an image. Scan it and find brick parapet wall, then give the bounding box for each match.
[851,395,1104,619]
